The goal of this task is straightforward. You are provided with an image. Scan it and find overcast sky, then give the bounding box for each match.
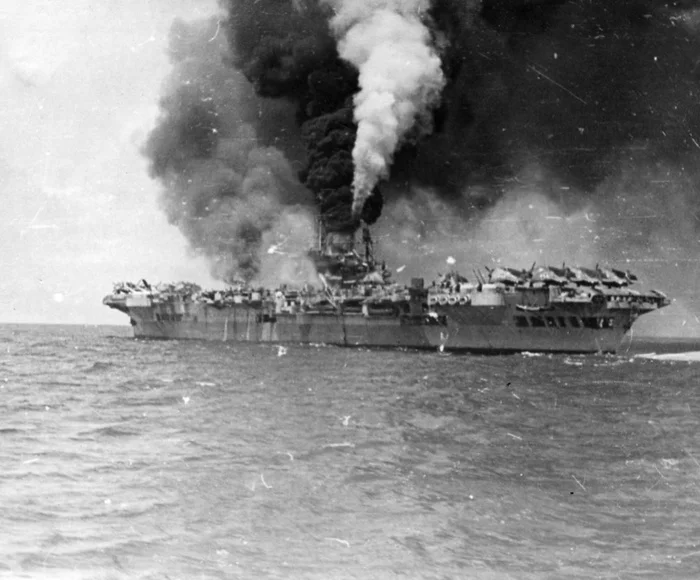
[0,0,221,324]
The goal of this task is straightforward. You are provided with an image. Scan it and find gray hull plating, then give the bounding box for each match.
[123,301,630,354]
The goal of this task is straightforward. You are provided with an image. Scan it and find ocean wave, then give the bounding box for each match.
[76,425,140,438]
[84,361,118,373]
[635,351,700,362]
[110,394,184,408]
[113,379,152,392]
[27,340,69,348]
[7,403,63,412]
[4,323,700,579]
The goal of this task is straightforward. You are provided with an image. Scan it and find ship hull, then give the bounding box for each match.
[122,302,631,354]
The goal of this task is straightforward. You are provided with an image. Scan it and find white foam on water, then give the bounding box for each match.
[635,351,700,362]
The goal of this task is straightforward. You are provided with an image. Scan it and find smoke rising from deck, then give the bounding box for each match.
[144,1,700,312]
[324,0,445,217]
[143,18,312,283]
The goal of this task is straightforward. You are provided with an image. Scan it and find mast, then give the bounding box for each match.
[316,216,327,253]
[362,222,374,265]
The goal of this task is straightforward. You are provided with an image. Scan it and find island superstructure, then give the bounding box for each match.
[104,225,670,354]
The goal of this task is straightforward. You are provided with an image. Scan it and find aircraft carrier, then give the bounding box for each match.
[103,226,670,354]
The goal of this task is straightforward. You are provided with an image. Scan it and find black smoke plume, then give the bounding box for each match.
[393,0,700,213]
[145,1,700,285]
[144,17,313,282]
[224,0,383,232]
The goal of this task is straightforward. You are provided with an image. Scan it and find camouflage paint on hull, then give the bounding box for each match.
[123,301,631,354]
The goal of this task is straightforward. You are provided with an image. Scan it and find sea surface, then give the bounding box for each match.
[2,324,700,580]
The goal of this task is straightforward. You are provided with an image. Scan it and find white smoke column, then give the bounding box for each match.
[325,0,445,217]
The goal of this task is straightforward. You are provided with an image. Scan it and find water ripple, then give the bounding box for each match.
[1,324,699,579]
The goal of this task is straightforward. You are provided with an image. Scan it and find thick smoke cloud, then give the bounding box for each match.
[145,0,700,289]
[324,0,446,216]
[225,0,384,232]
[144,18,313,283]
[393,0,700,210]
[224,0,700,221]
